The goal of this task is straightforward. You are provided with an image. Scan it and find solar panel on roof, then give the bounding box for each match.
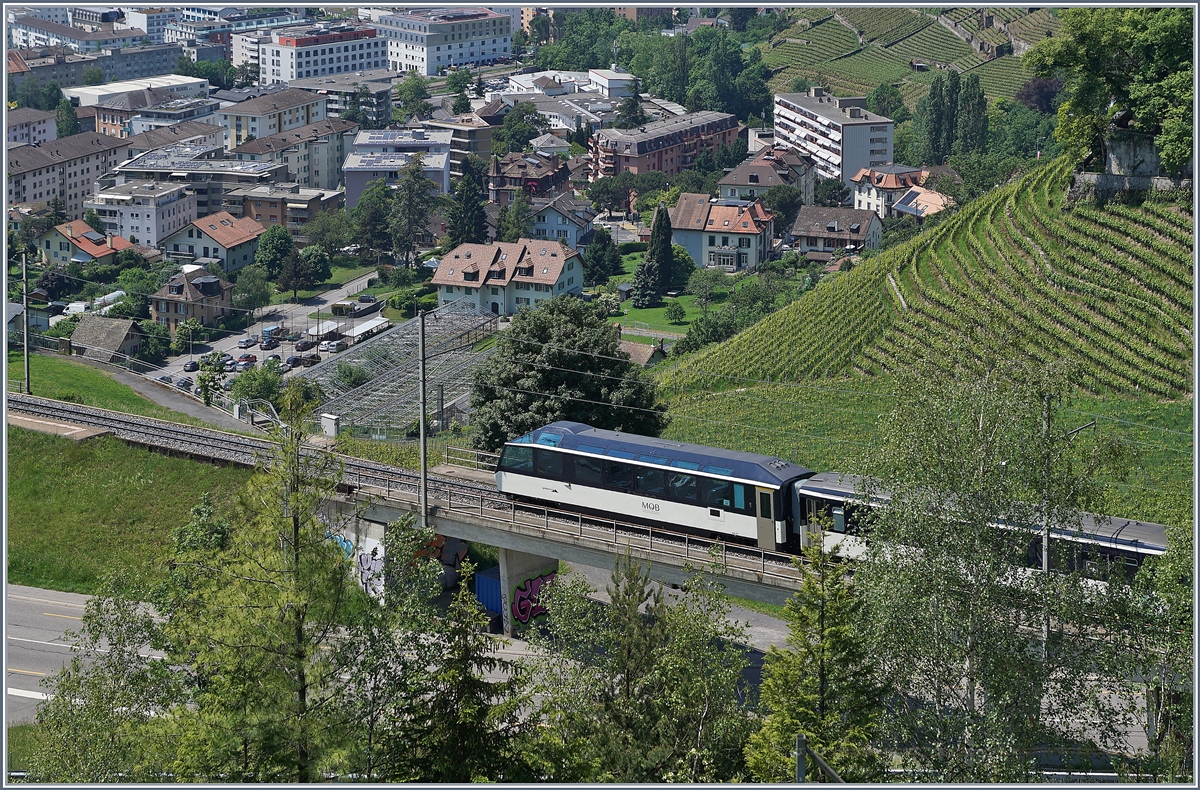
[82,230,105,242]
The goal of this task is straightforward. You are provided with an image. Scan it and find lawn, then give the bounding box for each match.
[7,427,252,594]
[269,261,377,305]
[7,724,43,772]
[608,293,704,334]
[8,352,226,430]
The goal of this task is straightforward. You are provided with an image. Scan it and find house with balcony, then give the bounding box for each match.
[527,194,596,251]
[159,211,266,273]
[221,183,344,243]
[431,238,583,315]
[83,180,197,248]
[36,220,135,268]
[787,207,883,261]
[717,145,815,207]
[487,150,570,208]
[668,195,775,273]
[773,86,894,185]
[149,268,235,334]
[591,111,740,181]
[229,117,359,191]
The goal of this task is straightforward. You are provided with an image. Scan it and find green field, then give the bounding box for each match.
[6,724,43,770]
[7,428,252,594]
[269,260,377,304]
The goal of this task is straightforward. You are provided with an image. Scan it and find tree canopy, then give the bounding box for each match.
[444,173,488,248]
[253,224,296,280]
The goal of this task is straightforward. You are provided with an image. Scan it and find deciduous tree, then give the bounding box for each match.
[232,264,272,325]
[55,99,79,138]
[253,224,295,279]
[83,208,106,235]
[302,208,352,259]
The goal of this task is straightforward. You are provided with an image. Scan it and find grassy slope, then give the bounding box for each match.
[7,428,251,593]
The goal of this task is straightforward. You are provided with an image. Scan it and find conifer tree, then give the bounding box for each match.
[444,173,488,247]
[629,255,660,308]
[500,190,533,242]
[645,206,673,296]
[953,74,989,156]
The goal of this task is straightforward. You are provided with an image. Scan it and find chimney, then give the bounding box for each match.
[107,236,113,248]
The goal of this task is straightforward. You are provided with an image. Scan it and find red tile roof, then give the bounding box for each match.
[55,220,134,258]
[432,239,579,289]
[187,211,266,248]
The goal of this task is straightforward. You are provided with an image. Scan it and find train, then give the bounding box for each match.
[494,422,1167,577]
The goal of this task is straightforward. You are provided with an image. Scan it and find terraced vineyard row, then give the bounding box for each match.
[883,21,985,71]
[961,56,1031,100]
[873,14,934,47]
[660,157,1193,401]
[1006,8,1063,46]
[827,46,914,86]
[833,7,922,42]
[761,18,860,69]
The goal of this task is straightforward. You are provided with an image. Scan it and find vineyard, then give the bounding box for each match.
[1006,8,1063,46]
[882,21,985,72]
[961,55,1032,101]
[659,157,1194,401]
[762,18,859,71]
[833,7,922,42]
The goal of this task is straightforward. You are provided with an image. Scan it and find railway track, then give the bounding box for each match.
[8,394,803,582]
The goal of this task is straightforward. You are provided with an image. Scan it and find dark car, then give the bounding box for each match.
[237,335,259,349]
[182,360,200,372]
[223,377,236,391]
[300,353,322,367]
[176,377,194,390]
[295,339,316,352]
[357,293,377,303]
[238,353,257,363]
[265,354,282,364]
[285,355,302,367]
[259,338,280,351]
[156,374,173,384]
[46,301,68,316]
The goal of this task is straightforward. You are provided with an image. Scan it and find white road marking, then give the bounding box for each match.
[7,594,86,608]
[7,688,50,700]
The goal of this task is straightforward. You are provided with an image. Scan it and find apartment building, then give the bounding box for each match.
[372,7,511,76]
[160,211,267,273]
[290,69,399,128]
[6,108,57,146]
[121,119,227,158]
[216,89,329,150]
[230,118,359,191]
[488,150,570,208]
[419,113,493,180]
[8,16,147,52]
[5,7,69,26]
[231,30,272,70]
[849,164,929,218]
[773,86,894,185]
[71,9,126,32]
[7,44,184,91]
[592,111,740,180]
[84,180,197,247]
[129,97,222,135]
[221,183,344,243]
[95,88,177,138]
[116,8,180,44]
[7,133,130,221]
[717,144,815,206]
[258,22,385,86]
[64,75,210,107]
[163,10,307,58]
[431,239,583,315]
[668,195,775,273]
[343,128,452,207]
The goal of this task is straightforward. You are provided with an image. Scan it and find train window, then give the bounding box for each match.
[635,466,665,496]
[511,433,533,444]
[535,448,563,477]
[638,454,670,465]
[698,477,732,508]
[535,432,562,447]
[669,459,701,471]
[607,449,636,460]
[702,464,734,476]
[576,444,606,456]
[668,472,698,502]
[500,445,534,471]
[759,491,772,520]
[607,461,634,490]
[574,455,604,486]
[733,483,755,515]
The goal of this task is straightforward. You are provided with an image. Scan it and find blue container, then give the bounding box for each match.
[474,566,502,615]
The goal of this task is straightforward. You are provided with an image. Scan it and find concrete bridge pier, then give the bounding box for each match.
[499,548,559,636]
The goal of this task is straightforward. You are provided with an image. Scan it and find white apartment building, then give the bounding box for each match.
[116,8,180,44]
[231,31,272,69]
[84,180,197,247]
[230,117,359,191]
[431,239,583,315]
[773,86,894,185]
[5,7,70,26]
[258,22,385,86]
[63,75,210,107]
[373,7,511,76]
[8,16,148,52]
[216,88,328,150]
[6,108,57,146]
[343,129,453,207]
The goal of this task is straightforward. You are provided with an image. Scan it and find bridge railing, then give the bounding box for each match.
[443,445,499,472]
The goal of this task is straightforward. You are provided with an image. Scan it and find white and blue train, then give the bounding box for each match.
[495,422,1167,576]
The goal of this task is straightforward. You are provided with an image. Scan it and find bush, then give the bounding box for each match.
[618,242,648,255]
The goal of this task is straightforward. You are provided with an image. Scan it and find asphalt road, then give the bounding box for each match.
[5,585,92,725]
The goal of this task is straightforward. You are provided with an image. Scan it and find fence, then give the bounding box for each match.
[444,445,499,472]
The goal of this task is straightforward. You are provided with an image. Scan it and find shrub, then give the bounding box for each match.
[618,242,648,254]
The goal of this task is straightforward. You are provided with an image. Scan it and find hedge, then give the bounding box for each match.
[618,242,648,254]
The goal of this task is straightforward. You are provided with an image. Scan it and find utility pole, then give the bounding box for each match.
[795,733,806,783]
[1041,391,1051,661]
[418,309,427,528]
[22,252,30,395]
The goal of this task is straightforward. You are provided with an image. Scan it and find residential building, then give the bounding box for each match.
[8,16,148,52]
[181,40,227,63]
[290,69,400,128]
[372,7,511,76]
[718,145,816,206]
[6,107,57,145]
[588,68,638,99]
[5,7,70,26]
[849,164,932,218]
[891,186,954,223]
[36,220,135,267]
[773,86,894,184]
[150,268,235,333]
[668,195,775,273]
[431,238,583,314]
[529,132,571,157]
[747,127,775,153]
[257,21,385,86]
[525,193,597,251]
[95,88,177,138]
[488,151,570,207]
[120,119,227,158]
[231,31,272,70]
[216,88,330,149]
[419,113,493,180]
[75,106,98,133]
[160,211,266,273]
[6,44,185,91]
[69,315,144,361]
[210,84,289,108]
[63,75,210,107]
[164,10,307,58]
[518,93,618,136]
[230,118,359,191]
[71,9,126,32]
[84,180,198,247]
[116,8,180,44]
[221,183,344,242]
[592,111,740,180]
[618,338,666,367]
[7,133,130,221]
[129,97,222,135]
[343,131,451,209]
[613,8,673,23]
[505,69,591,94]
[110,141,289,218]
[787,206,883,257]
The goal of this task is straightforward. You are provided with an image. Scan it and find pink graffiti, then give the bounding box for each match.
[511,572,556,624]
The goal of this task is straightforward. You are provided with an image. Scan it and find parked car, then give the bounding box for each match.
[193,386,204,397]
[156,374,173,384]
[279,363,292,374]
[259,338,280,351]
[176,377,194,390]
[357,293,377,303]
[237,335,259,349]
[182,360,200,373]
[234,361,253,373]
[265,354,282,364]
[340,244,363,255]
[223,377,236,391]
[328,340,347,353]
[318,340,331,352]
[300,353,322,367]
[295,339,316,352]
[285,355,302,367]
[224,360,239,372]
[218,352,234,363]
[238,353,257,363]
